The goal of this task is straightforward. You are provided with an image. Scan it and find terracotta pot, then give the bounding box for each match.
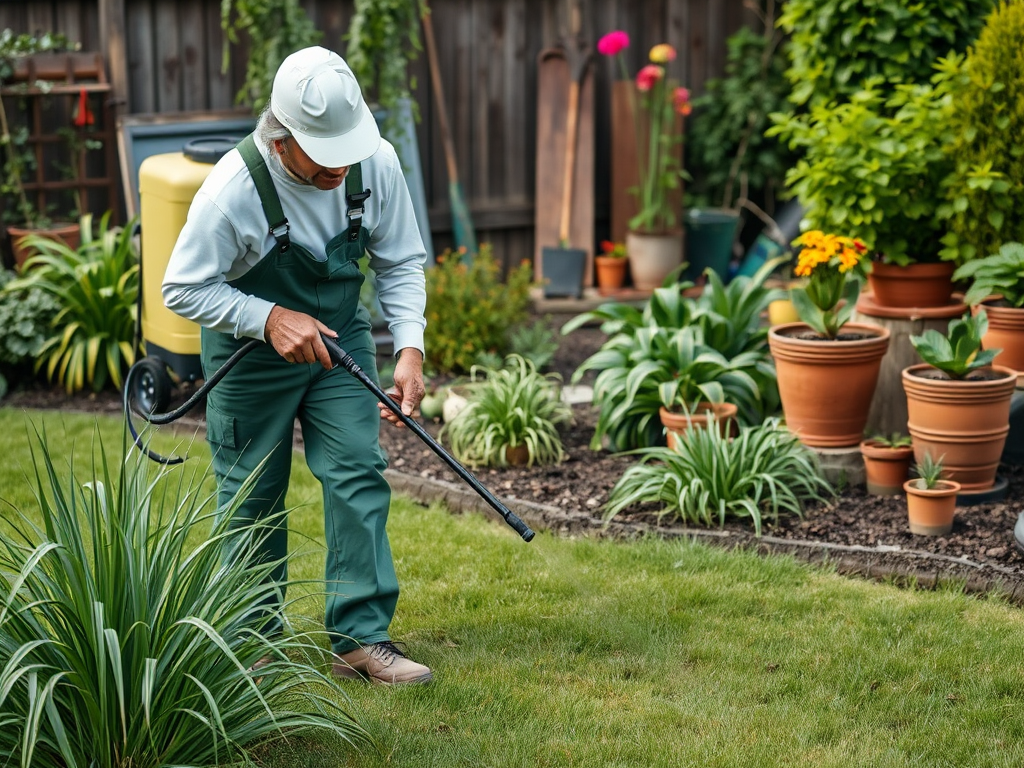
[979,302,1024,374]
[595,255,628,295]
[867,261,955,309]
[902,363,1017,490]
[659,403,737,450]
[904,478,961,536]
[626,229,683,291]
[504,443,531,466]
[860,440,914,495]
[768,323,891,447]
[8,221,81,270]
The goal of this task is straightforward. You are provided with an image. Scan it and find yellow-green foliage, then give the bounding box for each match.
[424,244,532,375]
[942,0,1024,263]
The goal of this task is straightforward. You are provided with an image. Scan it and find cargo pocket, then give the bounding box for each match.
[205,401,237,450]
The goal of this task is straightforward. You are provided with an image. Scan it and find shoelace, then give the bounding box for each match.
[369,641,409,666]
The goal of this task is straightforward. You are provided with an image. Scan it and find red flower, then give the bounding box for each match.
[673,87,691,116]
[636,65,663,92]
[597,30,629,57]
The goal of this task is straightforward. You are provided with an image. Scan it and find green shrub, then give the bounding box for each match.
[0,427,371,766]
[779,0,994,107]
[439,354,571,467]
[9,212,139,392]
[424,245,532,375]
[604,418,833,535]
[941,0,1024,263]
[508,318,559,371]
[0,266,60,368]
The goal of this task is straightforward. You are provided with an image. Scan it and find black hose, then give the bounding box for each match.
[123,335,535,541]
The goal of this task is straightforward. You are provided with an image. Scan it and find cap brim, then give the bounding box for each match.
[289,100,381,168]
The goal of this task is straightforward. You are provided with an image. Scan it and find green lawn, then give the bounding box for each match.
[3,408,1024,767]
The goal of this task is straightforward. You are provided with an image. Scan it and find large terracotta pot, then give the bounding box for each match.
[860,439,914,496]
[659,402,737,450]
[904,478,961,536]
[768,323,891,447]
[8,221,81,270]
[626,229,683,291]
[594,255,628,295]
[902,363,1017,490]
[978,302,1024,374]
[867,261,955,308]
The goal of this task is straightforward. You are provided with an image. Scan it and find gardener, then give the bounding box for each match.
[162,46,431,686]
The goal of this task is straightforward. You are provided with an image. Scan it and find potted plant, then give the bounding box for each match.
[597,32,690,290]
[439,354,572,468]
[860,432,914,496]
[595,239,629,294]
[768,230,891,447]
[768,64,964,309]
[953,241,1024,374]
[904,451,961,536]
[0,30,83,268]
[903,309,1016,490]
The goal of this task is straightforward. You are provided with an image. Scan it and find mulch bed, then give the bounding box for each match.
[5,312,1024,600]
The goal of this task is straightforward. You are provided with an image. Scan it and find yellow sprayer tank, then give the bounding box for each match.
[138,137,237,383]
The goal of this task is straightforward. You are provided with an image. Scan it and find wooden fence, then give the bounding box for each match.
[1,0,756,271]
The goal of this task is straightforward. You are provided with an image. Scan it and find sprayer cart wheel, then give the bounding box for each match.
[131,356,173,414]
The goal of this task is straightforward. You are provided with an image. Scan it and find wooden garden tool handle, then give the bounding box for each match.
[421,3,459,184]
[558,79,581,245]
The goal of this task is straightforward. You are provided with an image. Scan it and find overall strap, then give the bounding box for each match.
[237,133,291,252]
[345,163,371,242]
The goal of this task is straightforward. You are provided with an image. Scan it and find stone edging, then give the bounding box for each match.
[384,470,1024,605]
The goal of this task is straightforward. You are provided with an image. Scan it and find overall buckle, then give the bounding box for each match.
[269,220,291,252]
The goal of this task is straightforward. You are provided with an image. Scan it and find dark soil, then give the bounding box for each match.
[6,313,1024,587]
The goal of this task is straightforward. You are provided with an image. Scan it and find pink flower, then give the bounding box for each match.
[597,30,629,57]
[649,44,677,63]
[673,86,691,115]
[636,65,664,92]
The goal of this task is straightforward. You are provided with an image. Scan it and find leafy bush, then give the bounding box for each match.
[9,212,139,392]
[508,318,559,371]
[941,0,1024,263]
[910,310,997,378]
[954,241,1024,307]
[604,418,833,535]
[0,427,371,766]
[440,354,571,467]
[769,65,962,265]
[424,245,532,375]
[0,266,60,368]
[686,25,796,210]
[564,259,783,450]
[778,0,994,107]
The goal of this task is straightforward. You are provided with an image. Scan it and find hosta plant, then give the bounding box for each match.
[0,427,372,766]
[910,310,998,379]
[604,417,833,535]
[9,212,139,393]
[953,241,1024,308]
[440,354,572,467]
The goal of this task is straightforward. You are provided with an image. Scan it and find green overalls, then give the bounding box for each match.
[201,134,398,655]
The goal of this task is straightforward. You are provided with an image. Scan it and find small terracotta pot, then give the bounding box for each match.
[978,302,1024,374]
[504,443,531,466]
[904,478,961,536]
[902,363,1016,490]
[768,323,890,447]
[867,261,955,308]
[8,221,81,271]
[860,440,914,495]
[660,403,737,450]
[595,255,628,295]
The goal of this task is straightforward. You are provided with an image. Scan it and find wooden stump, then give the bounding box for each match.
[853,293,967,439]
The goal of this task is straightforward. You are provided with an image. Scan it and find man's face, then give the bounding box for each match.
[279,139,350,191]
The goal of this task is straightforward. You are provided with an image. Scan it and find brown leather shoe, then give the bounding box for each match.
[333,642,433,685]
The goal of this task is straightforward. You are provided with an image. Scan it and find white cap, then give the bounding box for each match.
[271,46,381,168]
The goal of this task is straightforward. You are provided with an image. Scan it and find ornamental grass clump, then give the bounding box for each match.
[604,417,833,536]
[440,354,572,468]
[790,230,868,339]
[0,427,371,767]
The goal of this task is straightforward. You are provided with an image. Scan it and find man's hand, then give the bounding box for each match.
[380,348,425,428]
[265,305,337,369]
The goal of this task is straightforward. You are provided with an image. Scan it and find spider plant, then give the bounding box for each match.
[910,451,949,490]
[0,426,372,766]
[9,212,139,393]
[440,354,572,467]
[604,417,833,535]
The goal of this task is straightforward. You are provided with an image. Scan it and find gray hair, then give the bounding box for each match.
[255,102,292,149]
